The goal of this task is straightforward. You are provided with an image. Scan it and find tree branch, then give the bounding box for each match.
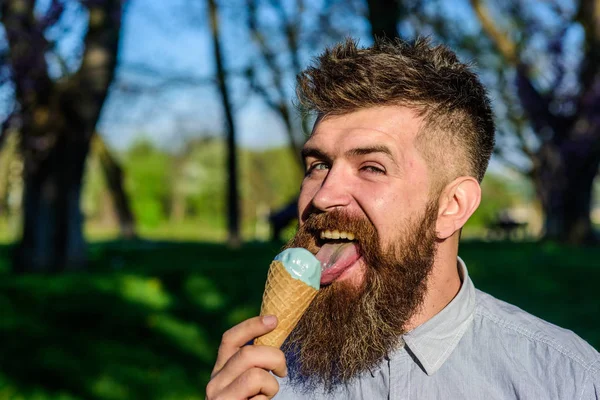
[575,0,600,90]
[0,118,10,152]
[246,0,302,161]
[269,0,312,138]
[66,0,123,133]
[1,0,54,112]
[366,0,401,40]
[1,0,61,168]
[247,0,287,105]
[92,131,137,239]
[470,0,562,142]
[469,0,518,64]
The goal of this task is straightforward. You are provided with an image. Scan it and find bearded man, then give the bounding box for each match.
[206,38,600,399]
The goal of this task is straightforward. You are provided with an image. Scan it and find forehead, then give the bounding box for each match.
[306,106,424,155]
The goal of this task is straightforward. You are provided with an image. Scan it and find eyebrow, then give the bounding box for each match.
[346,145,400,170]
[345,145,395,162]
[302,145,399,167]
[301,147,332,165]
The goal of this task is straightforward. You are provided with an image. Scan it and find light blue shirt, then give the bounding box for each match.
[276,258,600,399]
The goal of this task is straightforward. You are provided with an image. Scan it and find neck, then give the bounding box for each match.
[405,235,461,331]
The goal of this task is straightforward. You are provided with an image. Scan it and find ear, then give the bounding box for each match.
[436,177,481,240]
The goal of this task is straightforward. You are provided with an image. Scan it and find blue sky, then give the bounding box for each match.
[8,0,533,164]
[98,0,329,152]
[96,0,493,153]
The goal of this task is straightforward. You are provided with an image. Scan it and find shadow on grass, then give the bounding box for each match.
[0,240,285,400]
[0,240,598,399]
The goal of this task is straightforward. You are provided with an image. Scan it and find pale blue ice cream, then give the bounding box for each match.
[274,248,321,290]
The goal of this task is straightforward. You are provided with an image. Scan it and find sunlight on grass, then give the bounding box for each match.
[227,305,260,326]
[91,375,129,400]
[0,373,79,400]
[184,275,225,311]
[0,240,597,399]
[119,275,171,310]
[0,374,19,400]
[147,313,212,362]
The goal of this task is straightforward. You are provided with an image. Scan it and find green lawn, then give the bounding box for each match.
[0,240,598,399]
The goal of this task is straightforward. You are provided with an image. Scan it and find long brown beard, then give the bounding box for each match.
[281,201,439,392]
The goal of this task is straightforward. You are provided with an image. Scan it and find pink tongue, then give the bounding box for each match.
[315,242,360,285]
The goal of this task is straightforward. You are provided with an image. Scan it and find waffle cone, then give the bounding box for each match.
[254,260,318,348]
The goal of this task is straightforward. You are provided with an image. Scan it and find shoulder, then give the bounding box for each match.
[473,289,599,373]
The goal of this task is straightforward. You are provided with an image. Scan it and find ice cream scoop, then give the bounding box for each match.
[254,248,321,348]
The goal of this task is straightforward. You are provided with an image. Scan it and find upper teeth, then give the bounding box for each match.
[320,230,355,240]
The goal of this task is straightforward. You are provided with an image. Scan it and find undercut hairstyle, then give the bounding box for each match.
[296,37,495,185]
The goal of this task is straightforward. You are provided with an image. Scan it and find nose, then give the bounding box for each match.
[310,167,352,212]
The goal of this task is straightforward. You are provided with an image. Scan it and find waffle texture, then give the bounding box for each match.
[254,260,318,348]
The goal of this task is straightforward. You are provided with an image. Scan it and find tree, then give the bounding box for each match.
[123,138,171,228]
[244,0,367,169]
[366,0,401,40]
[92,132,137,239]
[467,0,600,243]
[245,0,308,166]
[1,0,125,271]
[208,0,241,246]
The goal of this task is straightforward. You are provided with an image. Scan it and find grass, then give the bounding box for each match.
[0,240,598,399]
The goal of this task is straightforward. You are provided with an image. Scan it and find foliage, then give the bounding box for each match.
[0,240,598,399]
[79,136,302,242]
[0,131,22,241]
[465,171,533,229]
[122,139,173,228]
[239,145,303,221]
[180,139,227,225]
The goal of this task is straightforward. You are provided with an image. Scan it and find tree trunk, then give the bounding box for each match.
[535,140,599,244]
[14,132,89,272]
[0,131,14,217]
[3,0,123,272]
[93,133,137,239]
[366,0,401,40]
[170,189,186,223]
[208,0,241,247]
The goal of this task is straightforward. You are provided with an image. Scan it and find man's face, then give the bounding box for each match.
[282,105,440,390]
[298,105,433,287]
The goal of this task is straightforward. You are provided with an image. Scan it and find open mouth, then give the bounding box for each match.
[315,230,363,285]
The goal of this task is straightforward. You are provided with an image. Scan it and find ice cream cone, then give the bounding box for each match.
[254,260,318,348]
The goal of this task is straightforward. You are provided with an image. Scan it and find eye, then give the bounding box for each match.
[361,164,385,174]
[306,162,329,176]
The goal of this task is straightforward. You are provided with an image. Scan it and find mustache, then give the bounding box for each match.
[301,209,377,239]
[283,203,440,390]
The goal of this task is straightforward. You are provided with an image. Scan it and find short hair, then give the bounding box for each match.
[296,37,495,185]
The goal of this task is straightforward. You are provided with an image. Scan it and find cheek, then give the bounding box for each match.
[372,197,402,236]
[298,180,318,222]
[355,191,394,228]
[357,187,420,241]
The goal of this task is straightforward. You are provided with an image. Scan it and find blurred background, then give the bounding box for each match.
[0,0,599,398]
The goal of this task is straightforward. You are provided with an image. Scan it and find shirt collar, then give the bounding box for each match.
[401,256,475,376]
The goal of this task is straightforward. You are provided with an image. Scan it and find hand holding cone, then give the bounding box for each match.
[254,249,321,348]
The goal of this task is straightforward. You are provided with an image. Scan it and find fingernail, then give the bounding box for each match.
[263,315,277,327]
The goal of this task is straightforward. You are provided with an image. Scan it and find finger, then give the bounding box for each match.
[249,395,270,400]
[212,315,278,376]
[210,345,287,390]
[218,368,279,400]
